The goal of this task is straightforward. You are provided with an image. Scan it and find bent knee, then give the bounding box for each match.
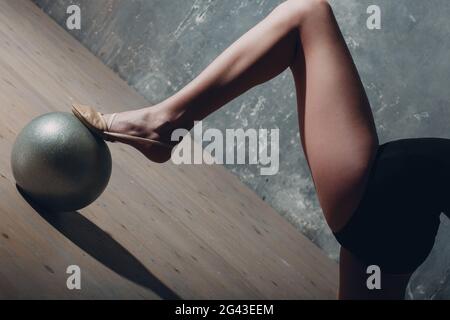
[274,0,333,27]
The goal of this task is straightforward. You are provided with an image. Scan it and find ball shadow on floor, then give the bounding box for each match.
[17,185,180,300]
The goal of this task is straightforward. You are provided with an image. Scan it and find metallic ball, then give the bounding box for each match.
[11,112,112,212]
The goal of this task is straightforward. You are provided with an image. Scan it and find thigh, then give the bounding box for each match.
[290,2,379,232]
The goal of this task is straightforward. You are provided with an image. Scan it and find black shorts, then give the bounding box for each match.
[333,138,450,275]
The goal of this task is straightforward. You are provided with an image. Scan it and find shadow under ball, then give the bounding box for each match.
[11,112,112,212]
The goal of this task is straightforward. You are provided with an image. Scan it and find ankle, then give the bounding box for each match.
[136,106,184,145]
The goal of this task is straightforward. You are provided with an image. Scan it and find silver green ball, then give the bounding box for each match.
[11,112,112,212]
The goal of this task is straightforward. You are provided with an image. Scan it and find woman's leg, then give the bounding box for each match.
[288,1,378,231]
[106,0,381,298]
[110,0,377,231]
[104,0,305,143]
[339,247,412,300]
[108,0,379,230]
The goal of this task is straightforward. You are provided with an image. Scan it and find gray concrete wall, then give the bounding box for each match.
[32,0,450,299]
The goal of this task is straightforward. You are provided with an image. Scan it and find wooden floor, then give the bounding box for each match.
[0,0,338,299]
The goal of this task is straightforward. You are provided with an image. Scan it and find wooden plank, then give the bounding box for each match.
[0,0,338,299]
